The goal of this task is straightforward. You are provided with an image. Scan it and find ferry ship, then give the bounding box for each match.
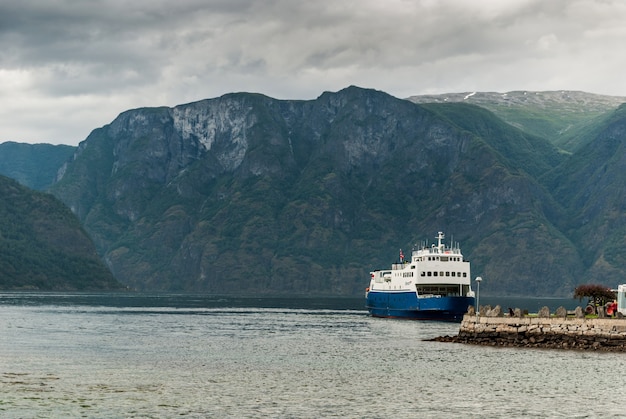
[365,232,475,321]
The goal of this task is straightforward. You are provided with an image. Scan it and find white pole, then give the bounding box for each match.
[475,277,482,316]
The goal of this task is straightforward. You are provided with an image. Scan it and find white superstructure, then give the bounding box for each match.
[368,232,473,298]
[617,284,626,316]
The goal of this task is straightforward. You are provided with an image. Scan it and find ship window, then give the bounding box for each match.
[416,285,461,297]
[451,272,456,277]
[428,271,432,277]
[446,272,450,276]
[421,272,425,276]
[433,271,437,276]
[463,273,467,277]
[440,272,443,276]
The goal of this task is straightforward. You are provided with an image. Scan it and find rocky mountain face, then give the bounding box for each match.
[47,86,626,297]
[0,175,122,290]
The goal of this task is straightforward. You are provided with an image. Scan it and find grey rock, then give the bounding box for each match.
[538,306,551,318]
[487,305,503,317]
[575,306,585,318]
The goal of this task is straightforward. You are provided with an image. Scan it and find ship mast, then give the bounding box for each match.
[436,231,445,253]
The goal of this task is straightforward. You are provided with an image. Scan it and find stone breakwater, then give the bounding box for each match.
[432,306,626,351]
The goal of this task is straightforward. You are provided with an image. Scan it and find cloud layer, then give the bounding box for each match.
[2,0,626,144]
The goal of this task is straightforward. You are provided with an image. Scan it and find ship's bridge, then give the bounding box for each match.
[413,247,464,263]
[412,232,464,262]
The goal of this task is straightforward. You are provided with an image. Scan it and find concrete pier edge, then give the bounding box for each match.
[430,305,626,351]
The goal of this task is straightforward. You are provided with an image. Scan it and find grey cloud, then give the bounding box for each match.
[2,0,626,144]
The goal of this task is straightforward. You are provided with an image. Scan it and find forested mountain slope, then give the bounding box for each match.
[0,175,122,290]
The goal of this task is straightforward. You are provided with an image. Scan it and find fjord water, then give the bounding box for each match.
[1,293,625,418]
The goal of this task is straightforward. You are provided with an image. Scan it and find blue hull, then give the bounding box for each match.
[366,290,474,321]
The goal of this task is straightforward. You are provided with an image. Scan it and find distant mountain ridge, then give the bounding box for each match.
[0,142,75,190]
[408,90,626,152]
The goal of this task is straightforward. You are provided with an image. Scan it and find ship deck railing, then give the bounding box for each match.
[417,247,462,255]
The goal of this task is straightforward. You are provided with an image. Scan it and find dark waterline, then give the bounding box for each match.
[0,291,582,312]
[0,292,366,310]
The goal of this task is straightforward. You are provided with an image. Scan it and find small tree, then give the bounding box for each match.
[574,284,616,307]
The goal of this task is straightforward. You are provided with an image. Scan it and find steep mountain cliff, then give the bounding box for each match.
[0,175,122,290]
[49,86,589,296]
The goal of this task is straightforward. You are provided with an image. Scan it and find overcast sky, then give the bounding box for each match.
[2,0,626,145]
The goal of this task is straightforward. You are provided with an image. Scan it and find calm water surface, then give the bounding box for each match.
[1,293,624,418]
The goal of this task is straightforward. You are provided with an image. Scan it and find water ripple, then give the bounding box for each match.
[1,294,625,417]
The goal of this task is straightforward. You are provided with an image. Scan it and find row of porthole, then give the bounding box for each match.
[421,272,467,277]
[395,271,468,278]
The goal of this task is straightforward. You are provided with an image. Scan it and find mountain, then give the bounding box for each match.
[545,103,626,283]
[0,175,123,290]
[48,86,592,296]
[0,141,76,190]
[408,91,626,152]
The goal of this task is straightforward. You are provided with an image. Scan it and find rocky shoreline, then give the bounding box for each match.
[430,305,626,352]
